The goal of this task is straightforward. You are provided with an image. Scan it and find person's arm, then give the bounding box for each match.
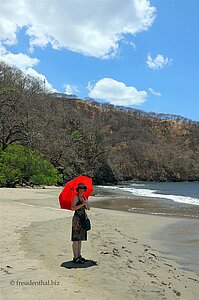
[84,201,90,210]
[71,195,85,211]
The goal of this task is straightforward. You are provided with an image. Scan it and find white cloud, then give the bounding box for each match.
[0,0,156,58]
[0,50,39,71]
[88,78,147,106]
[149,88,161,96]
[63,83,79,95]
[147,54,172,70]
[25,68,57,92]
[0,45,7,56]
[0,45,56,92]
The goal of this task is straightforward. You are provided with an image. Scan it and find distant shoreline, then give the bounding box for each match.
[1,179,199,190]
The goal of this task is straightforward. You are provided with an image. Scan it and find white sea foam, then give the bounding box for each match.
[98,185,199,206]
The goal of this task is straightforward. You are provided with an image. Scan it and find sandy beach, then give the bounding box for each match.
[0,187,199,300]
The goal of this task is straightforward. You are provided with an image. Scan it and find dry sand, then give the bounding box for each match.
[0,187,199,300]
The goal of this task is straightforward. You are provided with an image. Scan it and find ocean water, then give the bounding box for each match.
[93,182,199,218]
[99,182,199,206]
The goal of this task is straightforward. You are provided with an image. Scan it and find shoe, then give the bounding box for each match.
[79,255,87,262]
[73,256,85,264]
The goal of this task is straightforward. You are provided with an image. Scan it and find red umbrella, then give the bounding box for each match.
[59,175,93,210]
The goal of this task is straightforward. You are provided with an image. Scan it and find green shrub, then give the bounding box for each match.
[0,144,62,187]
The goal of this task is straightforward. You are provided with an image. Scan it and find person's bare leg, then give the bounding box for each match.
[78,241,82,257]
[72,241,79,259]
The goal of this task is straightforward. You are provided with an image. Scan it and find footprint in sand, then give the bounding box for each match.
[127,259,138,270]
[0,267,12,275]
[121,246,132,254]
[143,244,151,248]
[173,289,181,297]
[125,249,132,253]
[100,251,111,255]
[112,248,121,257]
[6,265,13,269]
[109,241,115,245]
[27,267,38,271]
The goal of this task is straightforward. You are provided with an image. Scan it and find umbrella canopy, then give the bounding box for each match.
[59,175,93,210]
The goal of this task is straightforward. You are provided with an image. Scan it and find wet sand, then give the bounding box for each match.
[0,187,199,300]
[91,186,199,276]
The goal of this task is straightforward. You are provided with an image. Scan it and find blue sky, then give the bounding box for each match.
[1,0,199,121]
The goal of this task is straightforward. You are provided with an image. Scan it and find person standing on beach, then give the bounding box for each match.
[71,183,90,263]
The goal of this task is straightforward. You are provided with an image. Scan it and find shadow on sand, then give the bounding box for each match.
[61,259,98,269]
